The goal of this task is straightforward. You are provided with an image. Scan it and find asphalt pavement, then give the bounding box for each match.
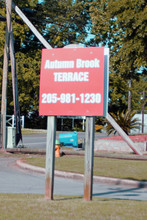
[0,157,147,200]
[22,132,108,149]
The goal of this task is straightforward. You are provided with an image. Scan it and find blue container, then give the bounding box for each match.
[59,131,78,148]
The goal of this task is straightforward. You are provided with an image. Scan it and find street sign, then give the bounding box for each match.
[39,47,108,116]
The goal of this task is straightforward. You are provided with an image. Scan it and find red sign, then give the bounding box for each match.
[39,47,105,116]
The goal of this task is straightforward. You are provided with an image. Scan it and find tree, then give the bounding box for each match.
[88,0,147,112]
[105,110,140,135]
[89,0,146,77]
[109,0,147,77]
[108,74,147,113]
[129,76,147,113]
[30,0,91,48]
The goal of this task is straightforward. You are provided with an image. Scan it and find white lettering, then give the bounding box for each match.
[76,58,100,68]
[44,60,74,69]
[53,72,89,82]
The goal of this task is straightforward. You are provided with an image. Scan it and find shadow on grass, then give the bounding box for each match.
[53,196,114,202]
[54,196,82,201]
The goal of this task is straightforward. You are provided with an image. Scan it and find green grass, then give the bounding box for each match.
[22,128,47,135]
[25,155,147,181]
[0,194,147,220]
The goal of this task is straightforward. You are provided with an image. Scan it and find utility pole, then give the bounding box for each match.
[128,79,131,111]
[10,19,22,146]
[1,0,12,149]
[142,91,145,133]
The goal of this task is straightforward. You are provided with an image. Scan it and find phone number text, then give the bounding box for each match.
[41,93,101,104]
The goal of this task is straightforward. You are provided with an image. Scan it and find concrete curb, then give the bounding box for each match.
[16,159,147,188]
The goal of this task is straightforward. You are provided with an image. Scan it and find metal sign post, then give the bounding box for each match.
[84,116,95,201]
[45,116,56,200]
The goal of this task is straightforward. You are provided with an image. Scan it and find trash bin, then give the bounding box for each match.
[59,131,78,148]
[7,127,16,148]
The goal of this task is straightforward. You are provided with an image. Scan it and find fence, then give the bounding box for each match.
[6,115,24,128]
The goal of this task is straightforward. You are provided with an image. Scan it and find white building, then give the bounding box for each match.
[131,114,147,134]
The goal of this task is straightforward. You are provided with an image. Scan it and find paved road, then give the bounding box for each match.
[22,132,108,149]
[22,134,47,149]
[0,157,147,200]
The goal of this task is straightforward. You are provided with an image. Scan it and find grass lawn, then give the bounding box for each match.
[24,154,147,181]
[0,194,147,220]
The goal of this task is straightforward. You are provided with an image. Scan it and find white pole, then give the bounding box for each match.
[12,3,52,49]
[12,115,15,127]
[21,116,25,128]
